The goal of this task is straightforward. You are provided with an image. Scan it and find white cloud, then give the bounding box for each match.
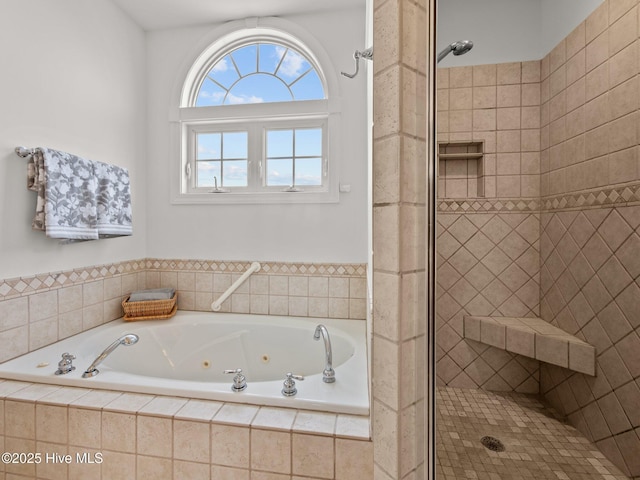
[211,57,229,73]
[226,92,264,105]
[275,47,307,78]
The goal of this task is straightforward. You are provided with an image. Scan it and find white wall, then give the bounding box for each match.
[145,7,368,263]
[0,0,147,279]
[437,0,603,66]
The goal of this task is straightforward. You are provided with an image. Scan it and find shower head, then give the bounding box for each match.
[437,40,474,64]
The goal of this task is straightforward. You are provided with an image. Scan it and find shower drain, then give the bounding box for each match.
[480,436,505,452]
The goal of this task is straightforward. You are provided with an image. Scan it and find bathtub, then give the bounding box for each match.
[0,311,369,415]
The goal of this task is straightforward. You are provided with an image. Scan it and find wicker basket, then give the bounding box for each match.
[122,293,177,321]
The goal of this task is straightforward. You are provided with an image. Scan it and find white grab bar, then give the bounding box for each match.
[211,262,261,312]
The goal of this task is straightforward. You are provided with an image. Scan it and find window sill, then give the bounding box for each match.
[171,190,339,205]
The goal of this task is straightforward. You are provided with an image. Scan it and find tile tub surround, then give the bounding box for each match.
[0,258,367,363]
[436,386,629,480]
[0,379,372,480]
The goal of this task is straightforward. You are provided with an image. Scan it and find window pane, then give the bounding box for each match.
[231,44,257,77]
[196,78,225,106]
[197,161,221,187]
[222,160,248,187]
[290,70,325,100]
[195,42,325,107]
[258,43,284,74]
[276,49,310,82]
[208,55,239,89]
[267,130,293,158]
[267,159,293,186]
[197,133,221,160]
[226,75,291,104]
[295,129,322,157]
[295,158,323,186]
[222,132,248,159]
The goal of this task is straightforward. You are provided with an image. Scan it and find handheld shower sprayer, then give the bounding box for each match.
[437,40,474,64]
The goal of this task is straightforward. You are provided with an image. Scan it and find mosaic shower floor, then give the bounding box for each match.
[436,387,630,480]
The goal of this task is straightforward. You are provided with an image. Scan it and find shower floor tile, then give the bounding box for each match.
[436,387,630,480]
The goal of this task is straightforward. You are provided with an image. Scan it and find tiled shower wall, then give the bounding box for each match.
[437,60,541,199]
[0,259,367,364]
[436,0,640,477]
[436,208,541,393]
[537,1,640,477]
[436,58,543,393]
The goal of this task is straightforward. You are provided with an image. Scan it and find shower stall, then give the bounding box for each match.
[434,0,640,478]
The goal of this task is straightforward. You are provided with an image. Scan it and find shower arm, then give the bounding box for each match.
[341,47,373,79]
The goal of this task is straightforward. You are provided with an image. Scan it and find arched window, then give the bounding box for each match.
[195,42,325,106]
[173,22,340,204]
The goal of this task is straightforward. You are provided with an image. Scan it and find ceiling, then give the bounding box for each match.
[111,0,366,31]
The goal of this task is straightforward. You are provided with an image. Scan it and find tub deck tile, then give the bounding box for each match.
[213,403,259,426]
[70,389,122,409]
[139,395,188,417]
[251,406,297,431]
[174,399,223,421]
[103,392,155,413]
[7,383,62,401]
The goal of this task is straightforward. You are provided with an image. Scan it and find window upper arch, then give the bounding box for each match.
[181,22,336,109]
[194,41,326,106]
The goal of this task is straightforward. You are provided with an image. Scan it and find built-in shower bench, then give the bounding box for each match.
[463,316,596,376]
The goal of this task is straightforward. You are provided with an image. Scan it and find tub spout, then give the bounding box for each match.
[82,334,139,378]
[313,324,335,383]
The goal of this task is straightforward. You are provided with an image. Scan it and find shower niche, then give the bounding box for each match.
[437,141,484,199]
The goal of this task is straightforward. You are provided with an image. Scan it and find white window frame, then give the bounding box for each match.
[170,22,341,205]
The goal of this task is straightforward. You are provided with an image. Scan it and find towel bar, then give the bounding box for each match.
[15,146,35,158]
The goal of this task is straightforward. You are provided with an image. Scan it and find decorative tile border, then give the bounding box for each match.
[0,258,367,301]
[540,181,640,212]
[0,259,147,300]
[145,259,367,277]
[437,182,640,214]
[438,198,540,213]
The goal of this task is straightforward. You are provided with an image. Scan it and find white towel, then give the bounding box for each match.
[26,148,132,240]
[94,161,133,237]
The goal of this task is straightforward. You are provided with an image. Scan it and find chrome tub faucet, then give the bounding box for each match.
[313,324,335,383]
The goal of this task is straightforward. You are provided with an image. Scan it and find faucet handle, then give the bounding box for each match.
[282,372,304,397]
[55,352,76,375]
[223,368,247,392]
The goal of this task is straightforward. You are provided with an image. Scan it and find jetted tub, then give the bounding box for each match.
[0,311,369,415]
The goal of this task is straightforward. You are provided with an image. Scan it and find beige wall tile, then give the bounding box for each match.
[292,433,334,479]
[102,412,136,453]
[211,465,249,479]
[5,401,35,439]
[174,420,210,463]
[137,415,172,458]
[211,424,249,468]
[137,455,172,480]
[252,429,291,474]
[174,460,210,480]
[68,408,101,449]
[101,451,135,480]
